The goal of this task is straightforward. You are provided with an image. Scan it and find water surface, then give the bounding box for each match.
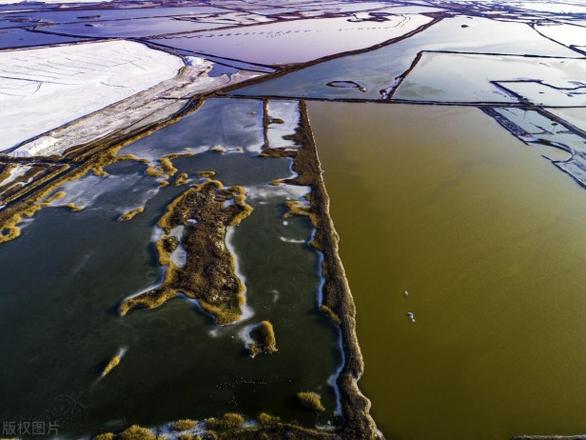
[309,101,586,440]
[235,15,579,100]
[0,104,340,436]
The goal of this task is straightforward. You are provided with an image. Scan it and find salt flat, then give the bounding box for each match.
[8,57,263,157]
[534,22,586,49]
[0,40,183,152]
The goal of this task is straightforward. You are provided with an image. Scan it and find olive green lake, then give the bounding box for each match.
[309,102,586,440]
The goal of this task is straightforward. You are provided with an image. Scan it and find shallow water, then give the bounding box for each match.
[2,1,586,438]
[149,14,432,66]
[393,52,586,107]
[309,101,586,440]
[234,15,580,100]
[547,107,586,132]
[0,6,224,28]
[123,98,265,159]
[40,16,226,39]
[0,27,86,49]
[0,104,340,436]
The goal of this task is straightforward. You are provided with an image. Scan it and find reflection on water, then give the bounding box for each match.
[0,112,339,437]
[149,14,432,66]
[0,6,225,28]
[2,0,586,438]
[41,17,225,39]
[309,101,586,440]
[393,52,586,107]
[123,98,265,159]
[234,15,579,100]
[0,27,86,49]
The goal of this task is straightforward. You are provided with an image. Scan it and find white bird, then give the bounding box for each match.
[407,312,416,323]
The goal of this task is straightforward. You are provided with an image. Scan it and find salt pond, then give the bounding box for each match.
[150,14,433,66]
[310,101,586,440]
[2,0,586,438]
[0,101,341,437]
[234,15,580,100]
[393,52,586,107]
[0,40,183,152]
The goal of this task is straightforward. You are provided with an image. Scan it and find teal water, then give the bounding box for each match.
[0,103,340,437]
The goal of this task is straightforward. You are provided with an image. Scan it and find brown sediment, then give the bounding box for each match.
[118,207,145,222]
[99,354,122,379]
[119,178,253,325]
[248,320,278,358]
[297,391,326,413]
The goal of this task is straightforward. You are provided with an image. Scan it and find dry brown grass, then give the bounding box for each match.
[207,413,245,431]
[249,321,278,358]
[118,207,145,222]
[160,157,177,176]
[119,425,155,440]
[119,179,253,324]
[297,392,326,413]
[175,172,190,186]
[172,419,198,431]
[99,354,122,379]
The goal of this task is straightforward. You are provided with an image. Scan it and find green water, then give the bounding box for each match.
[309,101,586,440]
[0,104,340,437]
